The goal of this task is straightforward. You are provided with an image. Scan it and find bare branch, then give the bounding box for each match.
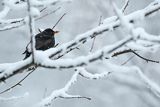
[36,71,90,106]
[112,49,159,63]
[0,69,35,94]
[90,15,103,52]
[52,13,66,29]
[122,0,129,13]
[36,7,61,21]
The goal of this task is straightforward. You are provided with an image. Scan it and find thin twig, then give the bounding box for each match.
[122,0,129,13]
[52,13,66,29]
[0,7,61,32]
[90,15,103,52]
[43,88,48,98]
[112,49,159,63]
[0,7,47,26]
[59,96,91,100]
[115,0,129,21]
[36,7,61,21]
[0,1,160,83]
[40,7,47,12]
[0,69,35,94]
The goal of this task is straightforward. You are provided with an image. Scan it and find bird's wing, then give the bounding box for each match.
[36,38,53,50]
[36,34,51,40]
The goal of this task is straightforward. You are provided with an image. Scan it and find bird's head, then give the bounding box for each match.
[43,28,59,36]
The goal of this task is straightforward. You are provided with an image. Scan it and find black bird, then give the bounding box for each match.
[23,28,59,59]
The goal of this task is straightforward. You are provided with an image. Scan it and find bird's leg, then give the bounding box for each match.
[54,43,59,47]
[38,28,42,33]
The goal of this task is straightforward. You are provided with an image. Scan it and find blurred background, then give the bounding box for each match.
[0,0,160,107]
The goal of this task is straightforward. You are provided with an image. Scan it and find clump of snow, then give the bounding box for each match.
[30,7,40,18]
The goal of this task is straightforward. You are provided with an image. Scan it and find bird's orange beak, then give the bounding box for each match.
[54,31,59,35]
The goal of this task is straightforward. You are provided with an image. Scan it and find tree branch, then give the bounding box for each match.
[112,49,159,63]
[0,69,35,94]
[27,0,35,62]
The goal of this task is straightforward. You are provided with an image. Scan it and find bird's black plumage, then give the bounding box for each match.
[23,28,58,59]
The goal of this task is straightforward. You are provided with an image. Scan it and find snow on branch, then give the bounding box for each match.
[37,62,160,106]
[135,67,160,97]
[0,1,160,106]
[0,6,10,19]
[0,36,132,83]
[104,62,160,98]
[36,67,112,106]
[77,67,111,80]
[0,58,32,82]
[0,0,71,31]
[36,70,90,107]
[112,1,132,32]
[112,2,160,52]
[126,27,160,52]
[27,0,36,62]
[36,36,134,69]
[0,7,60,32]
[0,92,29,101]
[44,1,160,59]
[0,1,159,96]
[37,35,158,70]
[0,0,160,81]
[3,0,71,9]
[0,70,34,94]
[133,27,160,43]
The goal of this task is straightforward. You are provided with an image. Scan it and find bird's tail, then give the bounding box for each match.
[22,50,31,60]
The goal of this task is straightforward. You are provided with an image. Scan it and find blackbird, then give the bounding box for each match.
[23,28,59,59]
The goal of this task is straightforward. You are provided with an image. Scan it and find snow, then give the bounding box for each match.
[104,62,160,98]
[0,92,29,101]
[0,0,160,106]
[0,57,32,82]
[30,7,40,18]
[133,27,160,42]
[34,35,133,69]
[112,2,133,32]
[0,6,10,19]
[36,71,80,106]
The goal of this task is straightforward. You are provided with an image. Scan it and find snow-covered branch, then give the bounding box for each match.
[0,92,29,102]
[0,1,160,83]
[0,1,160,106]
[121,0,129,13]
[37,36,133,69]
[36,70,90,107]
[78,67,111,80]
[104,62,160,97]
[27,0,36,62]
[0,0,71,31]
[36,66,111,106]
[45,1,160,59]
[0,35,132,83]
